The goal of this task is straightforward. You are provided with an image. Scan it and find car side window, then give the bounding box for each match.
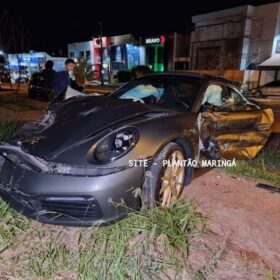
[222,86,246,111]
[201,83,249,112]
[158,80,201,112]
[201,84,224,109]
[175,80,201,110]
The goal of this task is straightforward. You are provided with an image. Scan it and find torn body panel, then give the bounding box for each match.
[199,108,274,159]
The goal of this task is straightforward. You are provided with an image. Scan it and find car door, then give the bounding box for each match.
[198,82,274,160]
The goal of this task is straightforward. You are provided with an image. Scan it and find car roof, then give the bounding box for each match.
[139,71,229,83]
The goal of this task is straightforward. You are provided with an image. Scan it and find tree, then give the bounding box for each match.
[0,11,30,93]
[74,58,94,85]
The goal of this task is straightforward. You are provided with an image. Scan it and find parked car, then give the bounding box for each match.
[0,72,274,226]
[16,76,29,84]
[0,64,11,83]
[251,80,280,98]
[28,72,54,100]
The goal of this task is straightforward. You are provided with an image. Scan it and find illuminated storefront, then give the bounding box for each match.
[106,34,145,81]
[8,52,66,81]
[109,44,145,71]
[144,36,166,72]
[67,33,190,83]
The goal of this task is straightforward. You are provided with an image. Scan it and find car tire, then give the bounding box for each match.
[141,142,192,209]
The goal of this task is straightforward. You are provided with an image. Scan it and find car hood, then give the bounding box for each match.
[12,96,175,159]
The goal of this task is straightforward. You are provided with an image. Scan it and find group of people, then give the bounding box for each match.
[42,58,83,100]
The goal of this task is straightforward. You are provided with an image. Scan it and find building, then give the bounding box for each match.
[7,52,66,81]
[190,2,280,71]
[67,33,190,83]
[109,34,145,74]
[92,37,111,81]
[68,35,145,82]
[68,41,94,65]
[166,33,190,71]
[140,33,190,72]
[68,38,111,81]
[141,35,165,72]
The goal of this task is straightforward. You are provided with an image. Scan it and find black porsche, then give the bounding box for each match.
[0,72,274,226]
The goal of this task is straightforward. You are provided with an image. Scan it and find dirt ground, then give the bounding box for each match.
[0,90,47,121]
[183,169,280,279]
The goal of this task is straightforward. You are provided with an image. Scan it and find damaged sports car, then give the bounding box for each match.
[0,73,274,226]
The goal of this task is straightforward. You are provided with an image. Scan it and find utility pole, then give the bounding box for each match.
[99,21,104,86]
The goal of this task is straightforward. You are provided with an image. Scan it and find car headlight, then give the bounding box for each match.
[92,128,138,163]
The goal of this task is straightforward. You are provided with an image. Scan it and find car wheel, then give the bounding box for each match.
[141,142,192,209]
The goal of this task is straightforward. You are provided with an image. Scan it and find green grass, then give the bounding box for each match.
[0,199,204,279]
[224,148,280,187]
[0,120,23,142]
[267,270,279,280]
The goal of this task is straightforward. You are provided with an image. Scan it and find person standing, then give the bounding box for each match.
[42,60,56,99]
[53,58,83,99]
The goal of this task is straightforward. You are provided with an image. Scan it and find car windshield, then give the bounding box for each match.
[110,76,201,112]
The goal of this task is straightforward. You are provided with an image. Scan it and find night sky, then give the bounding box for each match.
[0,0,278,55]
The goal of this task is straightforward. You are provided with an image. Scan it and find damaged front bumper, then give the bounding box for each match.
[0,144,144,226]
